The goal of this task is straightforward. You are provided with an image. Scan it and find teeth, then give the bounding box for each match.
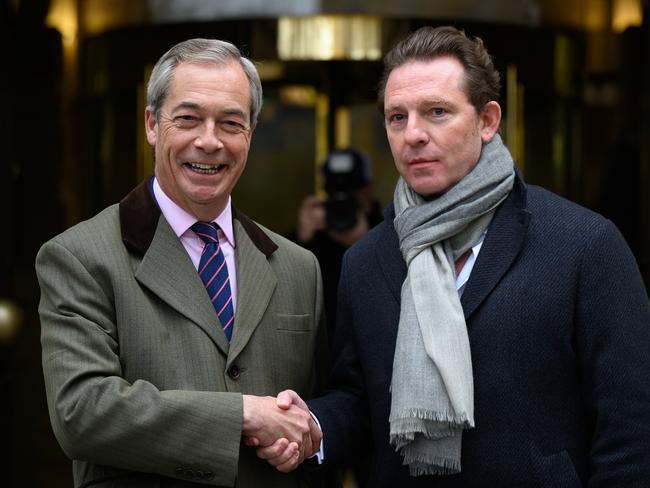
[187,162,222,174]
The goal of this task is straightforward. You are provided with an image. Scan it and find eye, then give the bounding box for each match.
[387,113,406,125]
[173,114,200,128]
[219,120,248,134]
[430,107,447,117]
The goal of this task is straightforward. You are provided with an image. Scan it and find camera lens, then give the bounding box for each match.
[325,192,359,231]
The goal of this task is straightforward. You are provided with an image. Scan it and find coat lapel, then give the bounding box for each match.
[227,218,277,362]
[375,204,407,306]
[460,174,531,320]
[119,181,281,360]
[120,179,229,355]
[136,216,231,355]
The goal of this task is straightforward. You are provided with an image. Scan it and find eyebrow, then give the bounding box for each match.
[384,98,454,113]
[171,102,248,120]
[427,98,453,107]
[221,107,248,119]
[170,101,201,113]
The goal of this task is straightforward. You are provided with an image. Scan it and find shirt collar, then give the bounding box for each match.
[153,177,236,248]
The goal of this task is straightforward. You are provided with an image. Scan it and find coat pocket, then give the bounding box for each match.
[275,313,311,331]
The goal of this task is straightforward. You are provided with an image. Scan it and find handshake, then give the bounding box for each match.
[241,389,320,473]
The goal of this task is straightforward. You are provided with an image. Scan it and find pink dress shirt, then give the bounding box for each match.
[153,178,237,312]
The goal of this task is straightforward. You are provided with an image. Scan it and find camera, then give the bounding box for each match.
[325,191,359,231]
[322,149,370,232]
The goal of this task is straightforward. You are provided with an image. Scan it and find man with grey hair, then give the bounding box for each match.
[36,38,328,487]
[255,25,650,487]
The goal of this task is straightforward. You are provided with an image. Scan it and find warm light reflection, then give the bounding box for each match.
[278,16,382,61]
[612,0,642,32]
[256,61,286,82]
[584,0,609,31]
[45,0,77,47]
[279,85,318,107]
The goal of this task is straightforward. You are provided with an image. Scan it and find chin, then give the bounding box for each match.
[408,180,446,197]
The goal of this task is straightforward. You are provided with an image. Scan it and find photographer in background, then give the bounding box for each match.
[292,149,382,344]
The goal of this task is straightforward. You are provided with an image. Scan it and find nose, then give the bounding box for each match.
[403,115,429,146]
[193,121,224,153]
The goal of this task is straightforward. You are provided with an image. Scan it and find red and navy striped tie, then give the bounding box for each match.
[191,221,234,341]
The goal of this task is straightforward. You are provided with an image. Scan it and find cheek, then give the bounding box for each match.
[233,139,252,161]
[454,138,482,176]
[163,128,194,154]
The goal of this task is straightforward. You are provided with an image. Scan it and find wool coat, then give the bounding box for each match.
[37,180,330,488]
[309,173,650,487]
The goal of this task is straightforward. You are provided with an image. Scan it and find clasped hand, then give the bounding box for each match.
[242,390,319,472]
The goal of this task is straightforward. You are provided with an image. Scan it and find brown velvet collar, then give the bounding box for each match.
[119,179,278,258]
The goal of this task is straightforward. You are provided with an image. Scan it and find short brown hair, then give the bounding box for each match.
[378,26,500,114]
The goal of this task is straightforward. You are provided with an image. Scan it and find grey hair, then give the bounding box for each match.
[146,38,263,124]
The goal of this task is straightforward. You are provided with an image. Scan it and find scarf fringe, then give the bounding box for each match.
[390,410,473,442]
[404,454,461,476]
[392,408,473,425]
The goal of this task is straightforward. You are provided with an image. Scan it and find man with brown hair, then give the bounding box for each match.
[255,25,650,487]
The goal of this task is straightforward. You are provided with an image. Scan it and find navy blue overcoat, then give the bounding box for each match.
[309,173,650,487]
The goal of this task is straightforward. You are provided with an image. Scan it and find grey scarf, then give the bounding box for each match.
[390,134,515,475]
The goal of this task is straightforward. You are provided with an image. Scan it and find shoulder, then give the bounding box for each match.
[264,223,315,258]
[39,204,122,255]
[35,204,126,287]
[525,184,616,243]
[338,209,401,283]
[518,183,634,275]
[237,216,319,270]
[349,220,391,256]
[527,184,602,221]
[346,205,397,261]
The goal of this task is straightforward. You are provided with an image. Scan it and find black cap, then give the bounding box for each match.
[322,149,372,194]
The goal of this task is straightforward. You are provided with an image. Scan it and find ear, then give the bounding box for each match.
[144,107,158,146]
[479,101,501,143]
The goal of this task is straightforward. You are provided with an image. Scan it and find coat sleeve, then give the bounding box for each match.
[36,239,243,486]
[575,219,650,486]
[308,250,371,466]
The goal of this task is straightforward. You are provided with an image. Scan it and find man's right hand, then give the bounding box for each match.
[241,394,320,470]
[243,390,319,472]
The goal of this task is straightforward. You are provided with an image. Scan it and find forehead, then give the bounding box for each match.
[384,57,469,107]
[166,61,251,115]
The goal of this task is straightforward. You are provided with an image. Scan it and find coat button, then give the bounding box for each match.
[204,471,214,480]
[227,364,241,380]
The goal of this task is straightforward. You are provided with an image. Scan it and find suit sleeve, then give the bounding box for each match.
[575,220,650,486]
[308,251,371,466]
[36,239,242,486]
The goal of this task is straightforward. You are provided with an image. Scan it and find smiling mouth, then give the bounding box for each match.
[185,162,226,175]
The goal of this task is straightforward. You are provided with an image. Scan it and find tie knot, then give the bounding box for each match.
[191,221,219,245]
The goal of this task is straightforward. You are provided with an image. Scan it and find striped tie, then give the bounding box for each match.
[191,221,234,341]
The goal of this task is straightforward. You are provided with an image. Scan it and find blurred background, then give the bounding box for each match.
[0,0,648,485]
